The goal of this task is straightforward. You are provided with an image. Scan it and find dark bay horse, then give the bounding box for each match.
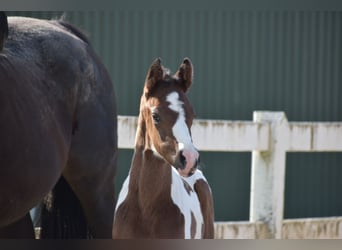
[0,12,117,238]
[112,58,214,239]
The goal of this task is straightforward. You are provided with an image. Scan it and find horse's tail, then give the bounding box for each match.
[39,176,91,238]
[0,11,8,52]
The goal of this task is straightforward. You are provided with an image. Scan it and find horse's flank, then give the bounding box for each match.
[0,14,117,238]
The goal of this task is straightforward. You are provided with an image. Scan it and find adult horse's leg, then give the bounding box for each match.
[0,213,35,239]
[63,119,117,238]
[63,163,116,238]
[40,176,90,238]
[63,87,117,238]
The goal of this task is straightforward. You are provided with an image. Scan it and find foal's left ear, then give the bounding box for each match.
[174,58,193,93]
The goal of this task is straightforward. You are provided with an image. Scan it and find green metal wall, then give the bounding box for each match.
[8,11,342,221]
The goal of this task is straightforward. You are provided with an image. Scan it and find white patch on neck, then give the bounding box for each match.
[113,174,130,222]
[166,92,192,146]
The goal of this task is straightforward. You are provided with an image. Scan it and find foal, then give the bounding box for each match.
[112,58,214,239]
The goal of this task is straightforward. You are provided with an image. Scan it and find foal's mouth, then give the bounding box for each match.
[178,165,197,177]
[187,166,197,176]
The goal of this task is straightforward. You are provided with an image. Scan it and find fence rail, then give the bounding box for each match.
[117,111,342,239]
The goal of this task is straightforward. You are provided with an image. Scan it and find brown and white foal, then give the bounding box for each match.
[112,58,214,239]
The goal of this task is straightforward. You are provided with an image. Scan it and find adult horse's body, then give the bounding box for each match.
[0,13,117,238]
[112,58,214,239]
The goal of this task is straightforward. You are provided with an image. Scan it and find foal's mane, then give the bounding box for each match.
[162,67,172,79]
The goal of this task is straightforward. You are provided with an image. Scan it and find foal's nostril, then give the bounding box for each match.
[193,156,200,169]
[180,151,187,167]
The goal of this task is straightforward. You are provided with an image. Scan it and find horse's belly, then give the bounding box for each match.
[0,165,62,227]
[0,125,69,227]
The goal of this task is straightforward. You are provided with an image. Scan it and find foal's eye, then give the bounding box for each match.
[152,112,161,123]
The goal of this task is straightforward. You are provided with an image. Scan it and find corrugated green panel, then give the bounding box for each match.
[6,11,342,221]
[285,153,342,219]
[7,11,342,120]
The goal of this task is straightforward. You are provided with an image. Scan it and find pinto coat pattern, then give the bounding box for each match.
[112,58,214,239]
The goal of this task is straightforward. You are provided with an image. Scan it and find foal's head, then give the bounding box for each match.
[139,58,199,177]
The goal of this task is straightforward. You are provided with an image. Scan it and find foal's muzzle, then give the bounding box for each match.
[175,149,200,177]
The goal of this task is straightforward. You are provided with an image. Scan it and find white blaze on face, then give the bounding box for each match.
[167,92,193,146]
[166,92,198,175]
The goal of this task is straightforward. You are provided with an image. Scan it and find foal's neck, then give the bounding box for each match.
[130,114,172,204]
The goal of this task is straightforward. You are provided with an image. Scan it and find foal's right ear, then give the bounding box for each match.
[174,58,193,93]
[144,58,163,97]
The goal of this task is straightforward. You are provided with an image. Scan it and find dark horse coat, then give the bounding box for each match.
[0,13,117,238]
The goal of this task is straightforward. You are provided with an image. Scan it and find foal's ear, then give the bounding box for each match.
[144,58,163,97]
[174,58,193,93]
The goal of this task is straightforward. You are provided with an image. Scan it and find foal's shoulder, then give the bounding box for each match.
[190,170,214,238]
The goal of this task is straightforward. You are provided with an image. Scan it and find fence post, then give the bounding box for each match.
[250,111,289,239]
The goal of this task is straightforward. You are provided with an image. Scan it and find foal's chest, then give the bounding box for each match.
[170,168,204,239]
[114,168,208,239]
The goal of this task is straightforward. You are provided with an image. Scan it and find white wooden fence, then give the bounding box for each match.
[118,111,342,239]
